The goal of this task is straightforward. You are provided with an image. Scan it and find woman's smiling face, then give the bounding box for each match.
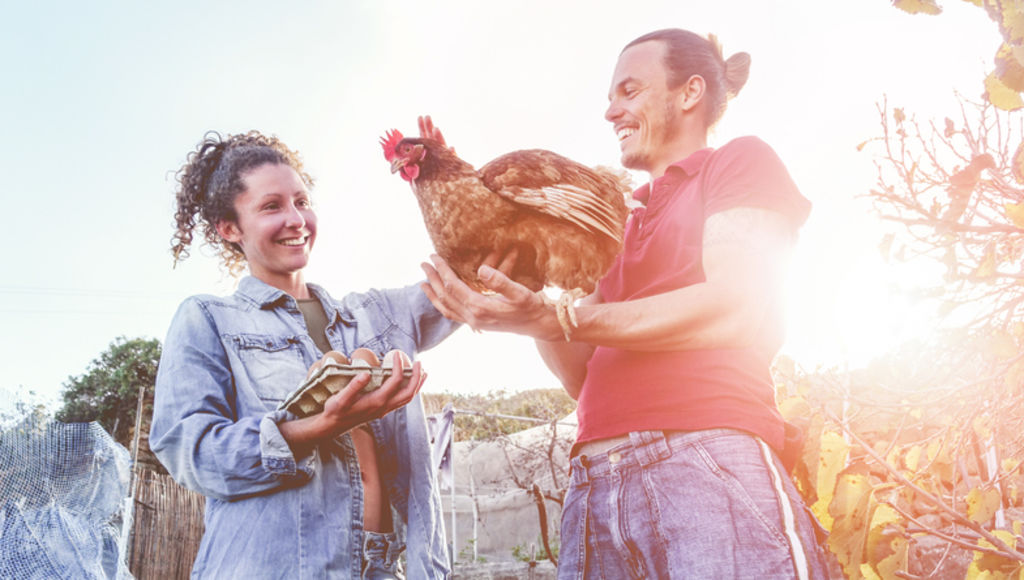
[217,162,317,289]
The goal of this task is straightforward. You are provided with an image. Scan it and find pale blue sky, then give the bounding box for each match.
[0,0,998,409]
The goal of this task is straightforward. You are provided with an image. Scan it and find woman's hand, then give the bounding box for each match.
[279,353,426,455]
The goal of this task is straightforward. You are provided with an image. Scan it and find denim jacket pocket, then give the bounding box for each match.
[231,334,307,407]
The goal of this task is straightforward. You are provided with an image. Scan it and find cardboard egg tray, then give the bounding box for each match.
[278,359,413,418]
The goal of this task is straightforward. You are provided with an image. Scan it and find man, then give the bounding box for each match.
[422,29,826,579]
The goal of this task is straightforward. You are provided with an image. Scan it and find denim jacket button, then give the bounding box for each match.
[608,452,622,464]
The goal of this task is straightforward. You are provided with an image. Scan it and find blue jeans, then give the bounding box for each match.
[362,532,405,580]
[558,429,827,579]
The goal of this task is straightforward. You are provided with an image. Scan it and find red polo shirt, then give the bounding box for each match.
[577,136,810,452]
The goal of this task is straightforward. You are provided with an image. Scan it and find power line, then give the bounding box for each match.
[0,286,182,299]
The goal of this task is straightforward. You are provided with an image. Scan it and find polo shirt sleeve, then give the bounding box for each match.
[702,136,811,229]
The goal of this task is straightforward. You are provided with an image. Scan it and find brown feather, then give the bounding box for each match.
[387,137,632,295]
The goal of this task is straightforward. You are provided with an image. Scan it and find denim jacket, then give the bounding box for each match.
[150,276,459,579]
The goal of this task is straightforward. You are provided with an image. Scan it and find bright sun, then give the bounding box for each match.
[784,250,946,371]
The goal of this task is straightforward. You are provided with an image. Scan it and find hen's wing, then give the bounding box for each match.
[479,149,630,244]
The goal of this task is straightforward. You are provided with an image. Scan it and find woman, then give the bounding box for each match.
[150,130,456,579]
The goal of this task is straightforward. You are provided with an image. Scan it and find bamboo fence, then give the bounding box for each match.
[128,469,204,579]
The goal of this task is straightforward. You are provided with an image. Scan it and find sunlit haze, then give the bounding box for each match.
[0,0,1000,410]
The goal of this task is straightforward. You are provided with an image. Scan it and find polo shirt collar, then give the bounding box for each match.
[632,147,714,205]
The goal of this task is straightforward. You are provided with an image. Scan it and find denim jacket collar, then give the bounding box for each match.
[236,276,354,326]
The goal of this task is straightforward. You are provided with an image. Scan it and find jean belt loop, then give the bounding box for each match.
[569,455,590,485]
[629,430,671,466]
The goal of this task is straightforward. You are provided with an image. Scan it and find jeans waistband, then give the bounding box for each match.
[569,428,753,485]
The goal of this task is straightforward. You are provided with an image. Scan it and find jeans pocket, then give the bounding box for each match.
[693,434,790,547]
[558,479,590,580]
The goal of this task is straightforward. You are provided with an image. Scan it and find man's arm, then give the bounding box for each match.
[421,206,794,358]
[535,291,601,399]
[571,206,793,350]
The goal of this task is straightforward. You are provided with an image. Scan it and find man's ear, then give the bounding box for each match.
[216,220,242,244]
[677,74,707,113]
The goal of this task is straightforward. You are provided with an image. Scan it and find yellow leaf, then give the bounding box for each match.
[892,0,942,15]
[778,395,809,421]
[997,42,1024,92]
[886,446,900,469]
[986,330,1018,360]
[871,503,901,529]
[993,2,1024,45]
[904,445,923,472]
[985,71,1024,111]
[1009,202,1024,227]
[974,244,998,280]
[813,431,851,529]
[967,487,1003,524]
[829,471,875,578]
[970,530,1020,576]
[860,563,882,579]
[871,534,909,579]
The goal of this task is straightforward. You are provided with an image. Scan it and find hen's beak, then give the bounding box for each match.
[390,158,406,174]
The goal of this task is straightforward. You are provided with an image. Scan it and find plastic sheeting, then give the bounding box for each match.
[0,417,132,579]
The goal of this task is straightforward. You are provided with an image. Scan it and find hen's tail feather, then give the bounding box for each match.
[594,165,634,193]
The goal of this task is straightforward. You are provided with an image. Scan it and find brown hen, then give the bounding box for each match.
[381,127,631,339]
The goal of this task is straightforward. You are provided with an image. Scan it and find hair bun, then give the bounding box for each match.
[723,52,751,98]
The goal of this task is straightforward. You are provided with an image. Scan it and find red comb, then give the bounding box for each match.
[380,129,405,161]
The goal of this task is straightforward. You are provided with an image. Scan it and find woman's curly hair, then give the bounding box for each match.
[171,130,315,276]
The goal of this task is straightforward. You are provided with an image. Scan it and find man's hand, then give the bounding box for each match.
[420,254,564,341]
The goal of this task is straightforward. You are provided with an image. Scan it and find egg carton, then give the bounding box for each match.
[278,358,412,418]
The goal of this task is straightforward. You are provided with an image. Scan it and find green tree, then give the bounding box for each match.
[56,336,160,451]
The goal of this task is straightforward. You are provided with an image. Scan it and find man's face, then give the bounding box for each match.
[605,40,687,174]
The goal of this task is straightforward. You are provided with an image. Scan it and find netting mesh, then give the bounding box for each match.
[0,415,133,579]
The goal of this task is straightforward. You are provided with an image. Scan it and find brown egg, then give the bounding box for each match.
[322,351,351,365]
[382,349,412,372]
[306,350,350,379]
[349,348,381,368]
